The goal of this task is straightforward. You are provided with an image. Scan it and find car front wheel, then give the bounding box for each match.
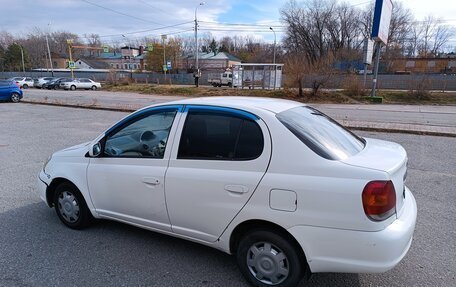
[53,182,93,229]
[23,84,29,89]
[236,230,306,287]
[91,85,97,90]
[70,85,76,91]
[10,93,20,103]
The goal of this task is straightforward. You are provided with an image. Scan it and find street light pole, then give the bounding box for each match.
[194,2,205,87]
[45,22,54,76]
[269,27,276,64]
[122,34,133,80]
[269,27,277,90]
[15,43,25,76]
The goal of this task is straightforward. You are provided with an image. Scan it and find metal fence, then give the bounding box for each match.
[2,71,456,91]
[302,74,456,91]
[0,70,208,86]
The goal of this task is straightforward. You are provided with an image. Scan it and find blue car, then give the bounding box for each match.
[0,80,23,102]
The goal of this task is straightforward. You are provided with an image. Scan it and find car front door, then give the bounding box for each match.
[165,106,272,242]
[87,105,182,231]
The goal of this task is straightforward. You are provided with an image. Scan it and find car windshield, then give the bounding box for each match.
[276,106,365,160]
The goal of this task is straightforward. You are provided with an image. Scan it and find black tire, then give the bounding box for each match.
[10,92,20,103]
[228,82,233,88]
[53,182,93,229]
[91,85,97,90]
[70,85,76,91]
[236,230,306,287]
[23,84,29,89]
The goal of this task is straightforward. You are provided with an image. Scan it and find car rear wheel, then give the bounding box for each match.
[23,84,29,89]
[236,230,305,287]
[70,85,76,91]
[91,85,97,90]
[10,93,20,103]
[53,182,93,229]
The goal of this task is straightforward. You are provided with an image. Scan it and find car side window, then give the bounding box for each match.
[177,109,263,160]
[104,109,178,158]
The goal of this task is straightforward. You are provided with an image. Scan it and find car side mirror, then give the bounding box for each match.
[89,142,102,157]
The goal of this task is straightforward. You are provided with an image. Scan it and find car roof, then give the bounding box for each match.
[165,96,305,114]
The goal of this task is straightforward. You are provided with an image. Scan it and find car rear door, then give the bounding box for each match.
[0,81,8,99]
[77,79,88,89]
[165,105,272,242]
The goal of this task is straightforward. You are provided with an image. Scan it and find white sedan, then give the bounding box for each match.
[60,78,101,90]
[37,97,417,287]
[8,77,34,89]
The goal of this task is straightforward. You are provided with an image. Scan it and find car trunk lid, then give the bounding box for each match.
[341,138,407,214]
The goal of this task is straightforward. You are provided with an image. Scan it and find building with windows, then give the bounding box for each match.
[182,52,242,72]
[390,57,456,74]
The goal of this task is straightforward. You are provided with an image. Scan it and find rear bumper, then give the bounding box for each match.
[288,187,417,273]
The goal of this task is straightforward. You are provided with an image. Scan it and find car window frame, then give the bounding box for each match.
[99,105,183,159]
[176,105,264,161]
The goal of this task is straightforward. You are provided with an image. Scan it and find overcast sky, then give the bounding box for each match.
[1,0,455,45]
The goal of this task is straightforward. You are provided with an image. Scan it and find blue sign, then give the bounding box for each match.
[166,61,172,69]
[371,0,393,45]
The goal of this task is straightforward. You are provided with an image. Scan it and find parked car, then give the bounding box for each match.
[43,78,71,90]
[34,77,56,89]
[60,78,101,90]
[37,97,417,287]
[0,80,23,102]
[8,77,34,89]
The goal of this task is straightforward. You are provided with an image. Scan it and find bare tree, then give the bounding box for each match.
[84,33,101,47]
[432,24,453,55]
[387,3,413,51]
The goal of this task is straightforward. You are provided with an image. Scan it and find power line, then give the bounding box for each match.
[136,0,168,14]
[81,0,165,26]
[199,20,286,28]
[80,29,195,46]
[199,28,286,33]
[96,21,194,38]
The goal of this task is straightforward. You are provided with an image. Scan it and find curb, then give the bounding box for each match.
[20,100,456,138]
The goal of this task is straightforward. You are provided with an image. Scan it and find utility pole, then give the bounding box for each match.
[161,34,167,82]
[67,39,74,79]
[194,2,205,87]
[45,22,54,77]
[371,42,382,97]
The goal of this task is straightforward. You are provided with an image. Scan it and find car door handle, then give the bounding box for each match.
[225,185,249,194]
[142,177,160,186]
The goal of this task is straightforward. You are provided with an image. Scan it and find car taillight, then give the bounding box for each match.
[362,180,396,221]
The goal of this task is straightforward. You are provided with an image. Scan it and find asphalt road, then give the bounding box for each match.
[0,103,455,287]
[22,88,456,131]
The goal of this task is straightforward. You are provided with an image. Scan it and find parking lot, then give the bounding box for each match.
[0,102,455,286]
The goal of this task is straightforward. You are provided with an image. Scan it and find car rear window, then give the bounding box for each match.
[276,106,365,160]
